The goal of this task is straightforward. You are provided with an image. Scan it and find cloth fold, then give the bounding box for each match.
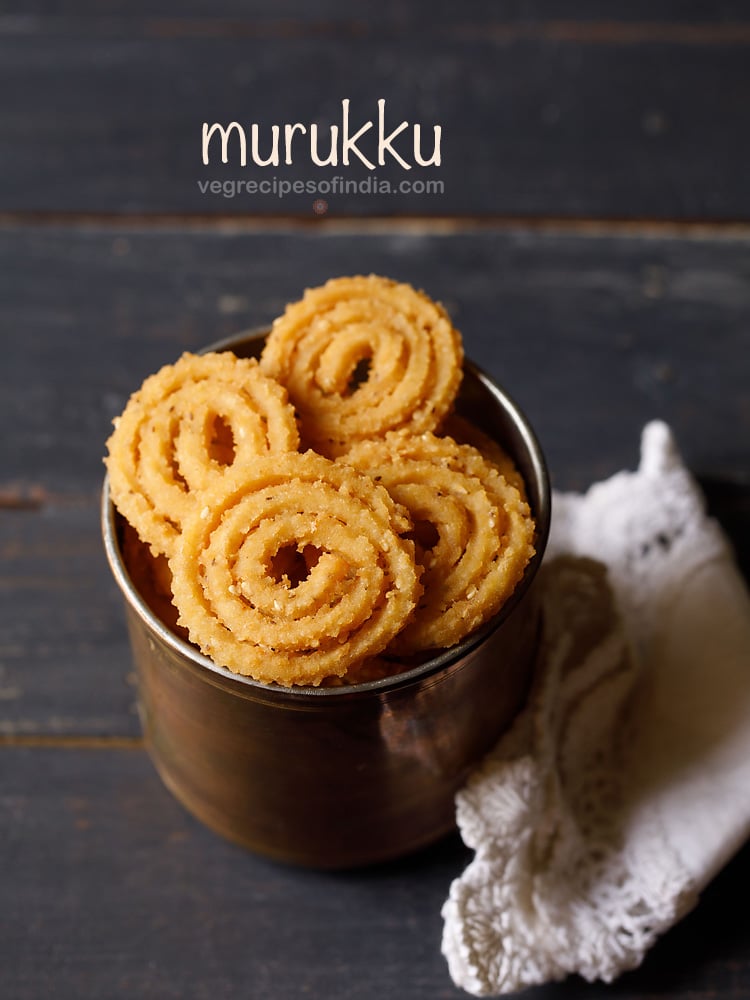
[441,421,750,995]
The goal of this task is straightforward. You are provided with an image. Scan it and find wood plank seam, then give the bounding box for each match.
[2,212,750,240]
[0,734,144,749]
[4,18,750,46]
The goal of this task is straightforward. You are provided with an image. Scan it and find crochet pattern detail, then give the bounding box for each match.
[442,422,747,995]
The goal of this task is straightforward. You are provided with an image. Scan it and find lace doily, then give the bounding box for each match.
[442,422,750,995]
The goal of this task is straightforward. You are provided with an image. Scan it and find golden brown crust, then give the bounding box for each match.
[168,451,422,686]
[105,351,299,557]
[440,413,527,498]
[259,275,463,456]
[340,431,535,652]
[106,278,536,688]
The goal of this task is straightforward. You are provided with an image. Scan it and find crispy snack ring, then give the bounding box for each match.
[260,275,464,456]
[441,413,527,498]
[168,452,421,687]
[341,432,535,652]
[105,352,299,558]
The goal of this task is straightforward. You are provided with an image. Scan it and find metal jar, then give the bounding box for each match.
[102,331,550,868]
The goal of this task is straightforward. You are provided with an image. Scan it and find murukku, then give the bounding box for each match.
[168,451,421,687]
[105,352,299,558]
[441,413,527,498]
[259,275,464,456]
[340,432,535,652]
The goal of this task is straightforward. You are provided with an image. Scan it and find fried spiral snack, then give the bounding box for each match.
[441,413,527,498]
[168,452,422,686]
[260,275,464,456]
[105,352,299,558]
[341,432,535,652]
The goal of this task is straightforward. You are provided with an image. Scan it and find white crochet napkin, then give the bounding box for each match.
[442,421,750,995]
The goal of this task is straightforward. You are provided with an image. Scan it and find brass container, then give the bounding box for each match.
[102,330,550,868]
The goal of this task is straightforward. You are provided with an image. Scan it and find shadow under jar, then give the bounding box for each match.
[102,329,550,869]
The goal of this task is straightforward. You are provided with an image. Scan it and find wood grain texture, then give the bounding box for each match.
[1,18,750,219]
[2,225,747,491]
[3,6,749,997]
[0,503,138,737]
[1,746,750,1000]
[0,746,472,1000]
[1,225,748,736]
[5,2,750,22]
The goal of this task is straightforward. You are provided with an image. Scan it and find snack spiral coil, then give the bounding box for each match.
[341,432,535,652]
[105,352,299,557]
[260,275,464,456]
[168,452,422,686]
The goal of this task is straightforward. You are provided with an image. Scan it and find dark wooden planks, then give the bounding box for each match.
[2,21,750,219]
[0,503,138,737]
[0,746,472,1000]
[6,2,750,24]
[2,224,748,490]
[2,745,750,1000]
[2,224,748,737]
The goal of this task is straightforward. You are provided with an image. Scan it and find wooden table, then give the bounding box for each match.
[2,5,749,998]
